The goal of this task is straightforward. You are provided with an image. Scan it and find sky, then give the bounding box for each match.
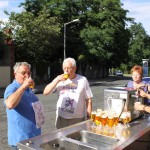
[0,0,150,35]
[121,0,150,35]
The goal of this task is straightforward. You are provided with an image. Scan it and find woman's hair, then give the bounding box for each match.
[131,65,143,76]
[13,62,31,73]
[63,57,76,67]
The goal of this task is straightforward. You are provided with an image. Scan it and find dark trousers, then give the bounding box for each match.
[55,116,85,129]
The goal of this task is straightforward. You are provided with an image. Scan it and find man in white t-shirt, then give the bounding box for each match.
[43,57,93,129]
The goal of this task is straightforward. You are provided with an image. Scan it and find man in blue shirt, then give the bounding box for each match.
[4,62,44,150]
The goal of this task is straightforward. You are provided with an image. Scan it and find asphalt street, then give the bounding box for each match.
[0,76,131,150]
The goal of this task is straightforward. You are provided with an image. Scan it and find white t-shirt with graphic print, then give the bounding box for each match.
[53,74,93,119]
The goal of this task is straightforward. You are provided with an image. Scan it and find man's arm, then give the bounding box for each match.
[43,74,65,95]
[5,85,26,109]
[86,98,92,117]
[43,79,60,95]
[5,78,32,109]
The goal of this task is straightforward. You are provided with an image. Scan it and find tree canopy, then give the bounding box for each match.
[6,8,61,63]
[128,23,150,67]
[1,0,149,79]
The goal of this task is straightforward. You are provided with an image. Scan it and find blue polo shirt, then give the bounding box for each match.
[4,80,41,146]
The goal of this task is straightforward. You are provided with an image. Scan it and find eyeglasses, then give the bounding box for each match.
[63,67,74,71]
[132,74,141,77]
[17,71,31,76]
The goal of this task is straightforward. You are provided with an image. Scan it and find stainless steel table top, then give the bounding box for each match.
[17,115,150,150]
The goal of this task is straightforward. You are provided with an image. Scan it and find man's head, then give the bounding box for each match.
[13,62,31,84]
[62,58,77,79]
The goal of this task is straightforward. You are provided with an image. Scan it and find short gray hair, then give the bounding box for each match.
[13,62,31,73]
[63,57,76,67]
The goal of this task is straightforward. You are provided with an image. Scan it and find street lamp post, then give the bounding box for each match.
[64,19,79,60]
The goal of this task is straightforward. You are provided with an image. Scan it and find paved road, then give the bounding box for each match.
[0,76,131,150]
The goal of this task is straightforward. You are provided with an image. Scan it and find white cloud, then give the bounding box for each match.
[0,0,24,23]
[121,0,150,34]
[0,1,9,8]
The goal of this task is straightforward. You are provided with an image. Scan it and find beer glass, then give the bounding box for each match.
[120,112,130,128]
[29,82,34,89]
[101,114,107,126]
[63,73,69,80]
[113,113,119,127]
[62,73,69,86]
[126,111,131,127]
[107,113,115,136]
[101,113,108,135]
[90,111,96,122]
[27,77,36,95]
[133,101,141,116]
[94,112,101,126]
[107,115,114,128]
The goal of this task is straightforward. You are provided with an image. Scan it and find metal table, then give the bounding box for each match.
[17,115,150,150]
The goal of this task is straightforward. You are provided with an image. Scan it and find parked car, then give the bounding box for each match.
[142,77,150,83]
[113,70,123,76]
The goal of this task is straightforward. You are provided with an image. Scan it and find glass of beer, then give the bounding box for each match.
[63,73,69,80]
[120,112,128,128]
[101,113,107,126]
[90,111,96,122]
[101,113,108,135]
[28,77,35,89]
[28,77,36,94]
[94,112,101,126]
[107,115,114,128]
[113,113,119,127]
[126,111,131,127]
[29,83,34,89]
[107,114,115,136]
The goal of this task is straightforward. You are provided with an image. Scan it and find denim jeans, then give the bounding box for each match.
[10,145,18,150]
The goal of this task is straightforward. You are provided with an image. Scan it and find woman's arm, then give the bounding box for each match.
[134,102,150,113]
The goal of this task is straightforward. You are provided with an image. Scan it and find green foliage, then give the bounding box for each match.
[1,0,138,78]
[6,8,61,63]
[128,23,150,66]
[80,0,130,67]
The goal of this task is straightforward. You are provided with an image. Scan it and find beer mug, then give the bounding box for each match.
[94,112,101,126]
[63,73,69,80]
[101,113,107,127]
[28,77,34,89]
[120,112,128,124]
[113,113,119,126]
[107,115,114,128]
[29,83,34,89]
[90,111,96,122]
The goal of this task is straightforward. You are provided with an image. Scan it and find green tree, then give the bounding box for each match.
[21,0,131,68]
[128,23,150,67]
[79,0,131,70]
[20,0,47,16]
[6,9,61,63]
[3,0,132,79]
